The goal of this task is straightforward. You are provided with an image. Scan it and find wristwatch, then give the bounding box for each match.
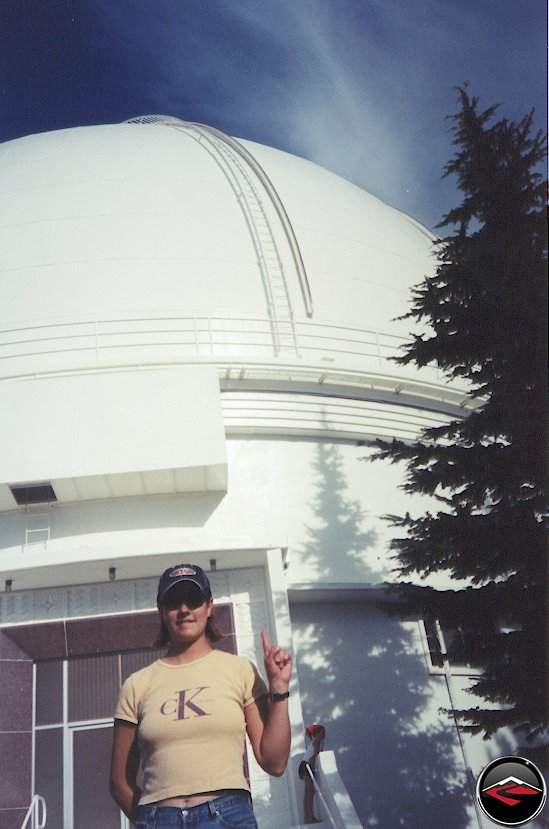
[269,691,290,702]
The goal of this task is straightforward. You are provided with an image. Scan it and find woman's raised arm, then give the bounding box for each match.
[245,628,292,776]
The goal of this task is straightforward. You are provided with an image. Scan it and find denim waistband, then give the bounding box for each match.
[137,791,252,825]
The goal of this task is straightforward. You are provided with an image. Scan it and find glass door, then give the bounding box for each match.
[70,723,124,829]
[34,654,129,829]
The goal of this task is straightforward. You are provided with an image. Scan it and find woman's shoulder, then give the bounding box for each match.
[212,647,249,664]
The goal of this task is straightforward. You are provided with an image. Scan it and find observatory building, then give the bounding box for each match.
[0,118,507,829]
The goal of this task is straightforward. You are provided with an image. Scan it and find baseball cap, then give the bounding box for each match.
[157,564,212,605]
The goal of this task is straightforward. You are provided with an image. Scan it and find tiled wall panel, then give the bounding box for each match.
[0,732,32,809]
[0,808,27,829]
[0,629,32,818]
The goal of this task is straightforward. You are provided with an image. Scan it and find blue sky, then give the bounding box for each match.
[1,0,546,230]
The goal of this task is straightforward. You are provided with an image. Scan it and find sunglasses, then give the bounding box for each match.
[162,583,207,611]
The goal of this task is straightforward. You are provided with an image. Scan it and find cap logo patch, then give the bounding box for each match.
[170,567,196,577]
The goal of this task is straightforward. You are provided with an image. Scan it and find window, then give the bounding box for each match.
[421,616,487,676]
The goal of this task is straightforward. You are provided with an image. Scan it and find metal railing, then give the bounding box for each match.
[311,752,364,829]
[0,312,407,372]
[19,795,46,829]
[304,761,337,828]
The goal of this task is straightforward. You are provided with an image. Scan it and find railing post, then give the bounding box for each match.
[34,794,46,829]
[207,316,213,355]
[94,319,99,361]
[19,794,46,829]
[193,316,198,354]
[375,330,382,366]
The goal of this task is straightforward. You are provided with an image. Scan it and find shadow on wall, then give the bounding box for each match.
[290,601,472,829]
[292,441,380,583]
[288,440,472,828]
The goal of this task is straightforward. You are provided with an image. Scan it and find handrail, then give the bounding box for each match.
[19,794,46,829]
[0,312,480,414]
[0,312,405,366]
[314,751,364,829]
[305,761,337,828]
[435,620,485,829]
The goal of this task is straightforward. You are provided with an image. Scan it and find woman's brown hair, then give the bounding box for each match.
[153,607,225,648]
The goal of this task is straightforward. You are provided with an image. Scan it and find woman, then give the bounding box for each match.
[110,563,292,828]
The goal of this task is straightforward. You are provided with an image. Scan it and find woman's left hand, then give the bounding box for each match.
[261,628,292,692]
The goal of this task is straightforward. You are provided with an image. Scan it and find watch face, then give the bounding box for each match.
[476,756,546,826]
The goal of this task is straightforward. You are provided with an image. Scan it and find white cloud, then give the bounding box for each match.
[97,0,547,230]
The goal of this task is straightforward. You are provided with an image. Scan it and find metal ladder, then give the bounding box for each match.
[25,505,51,547]
[172,122,300,358]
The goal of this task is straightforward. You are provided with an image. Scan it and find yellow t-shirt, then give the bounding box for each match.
[114,649,268,804]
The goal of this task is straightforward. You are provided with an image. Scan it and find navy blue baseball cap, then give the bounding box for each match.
[157,564,212,605]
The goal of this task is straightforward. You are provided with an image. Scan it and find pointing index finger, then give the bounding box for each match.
[261,628,271,655]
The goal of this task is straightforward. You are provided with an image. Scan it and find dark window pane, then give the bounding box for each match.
[36,661,63,725]
[35,727,63,829]
[440,622,487,670]
[69,654,119,721]
[73,725,121,829]
[423,617,444,669]
[121,647,164,682]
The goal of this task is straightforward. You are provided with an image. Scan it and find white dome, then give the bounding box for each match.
[0,118,464,408]
[0,118,433,325]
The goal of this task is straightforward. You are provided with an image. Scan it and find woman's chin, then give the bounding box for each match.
[171,623,206,643]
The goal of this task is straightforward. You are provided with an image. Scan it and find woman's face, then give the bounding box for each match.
[161,581,213,646]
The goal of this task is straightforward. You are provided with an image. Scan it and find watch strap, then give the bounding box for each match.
[269,691,290,702]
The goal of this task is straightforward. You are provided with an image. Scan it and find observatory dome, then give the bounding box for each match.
[0,116,466,412]
[0,121,434,324]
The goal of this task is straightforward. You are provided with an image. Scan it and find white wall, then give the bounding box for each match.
[0,438,435,589]
[0,366,226,498]
[290,601,482,829]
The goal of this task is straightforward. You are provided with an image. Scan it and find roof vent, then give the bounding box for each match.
[9,483,57,506]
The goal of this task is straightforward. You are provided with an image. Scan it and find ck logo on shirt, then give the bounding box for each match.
[160,687,211,720]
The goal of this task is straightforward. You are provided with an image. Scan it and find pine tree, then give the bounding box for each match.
[372,86,548,762]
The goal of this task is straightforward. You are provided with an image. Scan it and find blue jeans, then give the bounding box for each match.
[134,793,259,829]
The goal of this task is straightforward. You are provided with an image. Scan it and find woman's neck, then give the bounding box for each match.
[163,637,214,664]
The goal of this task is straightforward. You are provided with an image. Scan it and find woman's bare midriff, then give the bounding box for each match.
[154,790,235,807]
